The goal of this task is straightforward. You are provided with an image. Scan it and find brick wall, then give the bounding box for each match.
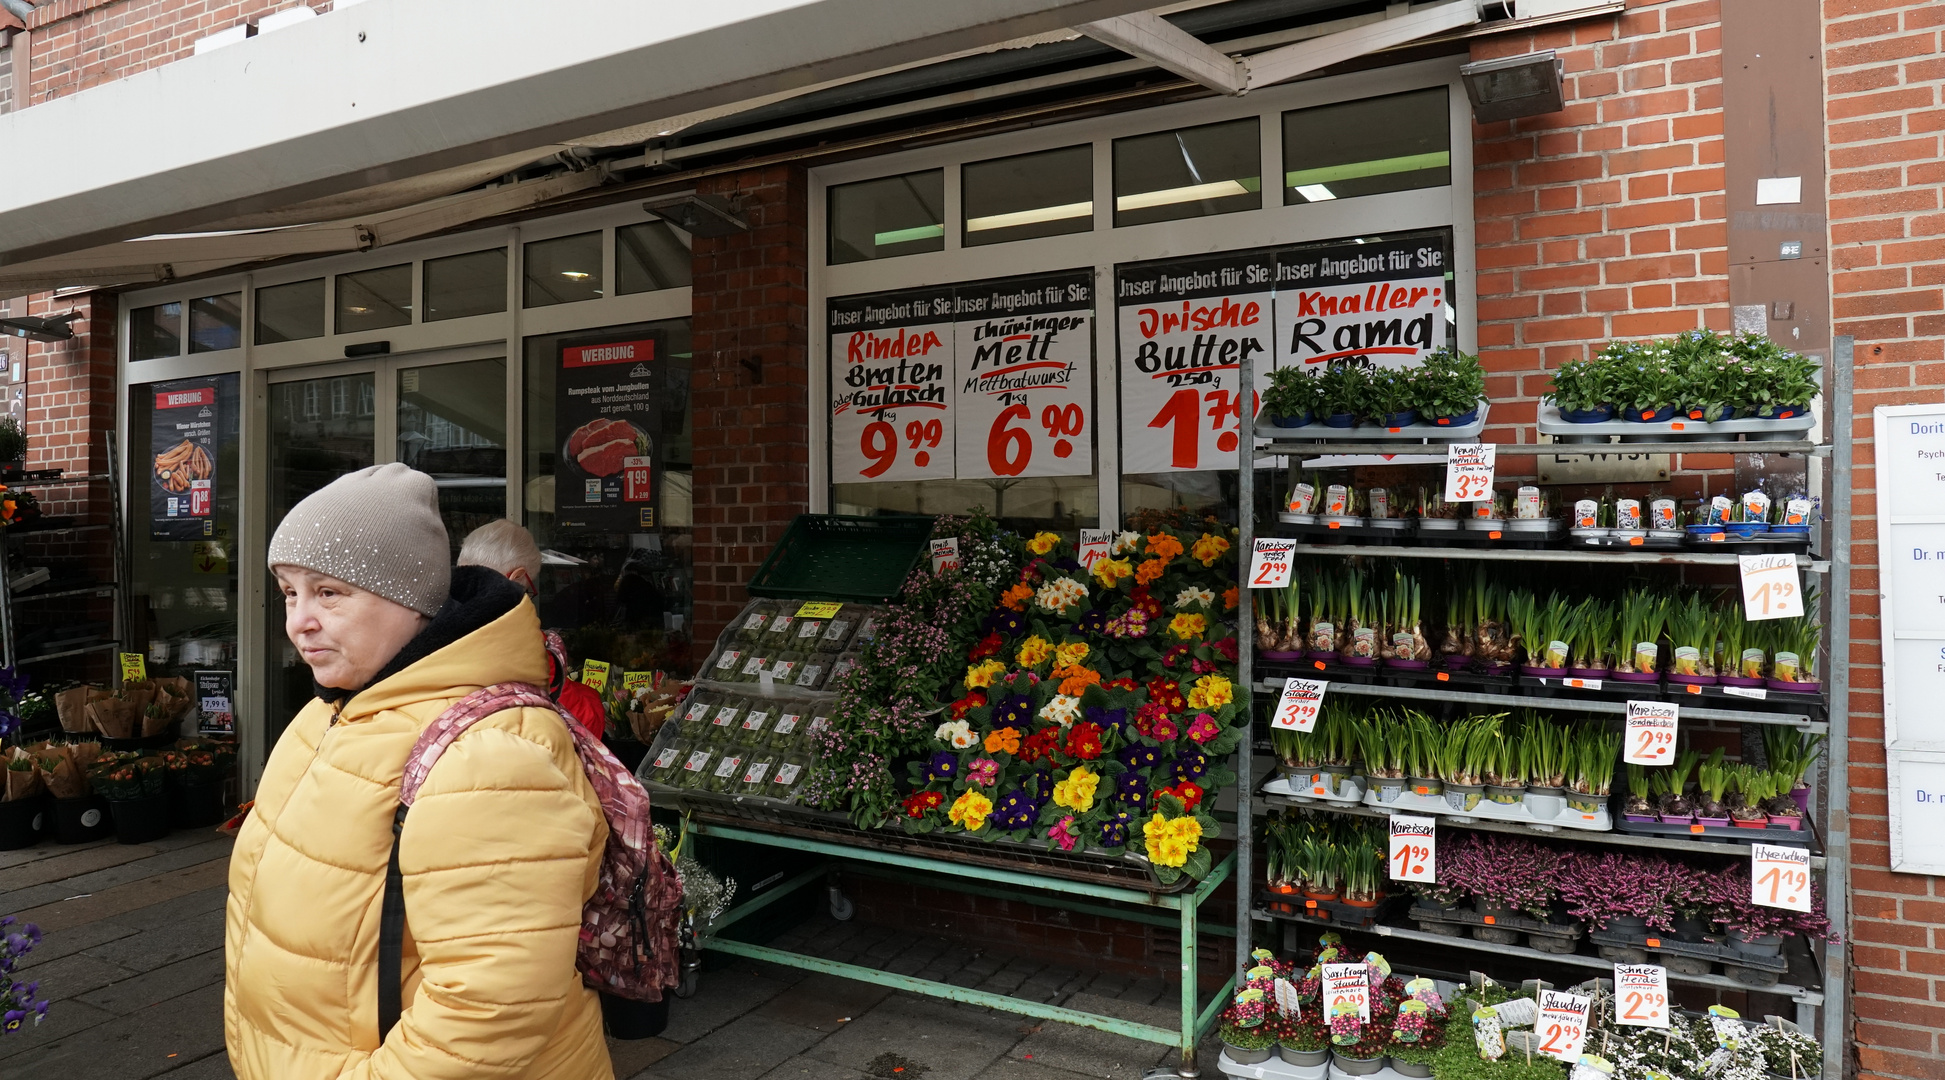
[687,166,812,651]
[1823,2,1945,1077]
[17,0,334,106]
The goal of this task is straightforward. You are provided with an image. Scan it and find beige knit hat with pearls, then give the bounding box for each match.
[267,463,451,616]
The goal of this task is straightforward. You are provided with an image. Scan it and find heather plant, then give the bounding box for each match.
[1704,863,1837,942]
[1439,833,1559,918]
[1557,850,1679,933]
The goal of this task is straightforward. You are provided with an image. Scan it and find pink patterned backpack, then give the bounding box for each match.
[378,683,681,1041]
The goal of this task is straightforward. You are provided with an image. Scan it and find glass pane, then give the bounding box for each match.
[336,264,413,333]
[828,170,944,264]
[1112,117,1261,227]
[524,232,604,307]
[256,278,325,344]
[397,358,508,559]
[833,477,1098,535]
[129,374,241,740]
[423,248,507,322]
[523,319,693,685]
[1283,87,1451,205]
[962,145,1093,247]
[188,293,242,353]
[130,302,182,360]
[264,372,375,746]
[617,222,693,294]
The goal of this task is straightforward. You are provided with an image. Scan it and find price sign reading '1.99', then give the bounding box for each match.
[829,285,958,484]
[1387,815,1435,883]
[1116,252,1274,474]
[954,270,1095,481]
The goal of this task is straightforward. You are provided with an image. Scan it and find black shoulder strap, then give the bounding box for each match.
[377,804,409,1042]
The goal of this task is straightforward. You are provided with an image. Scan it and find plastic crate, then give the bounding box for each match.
[746,514,935,602]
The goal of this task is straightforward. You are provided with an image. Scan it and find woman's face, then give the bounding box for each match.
[274,566,427,690]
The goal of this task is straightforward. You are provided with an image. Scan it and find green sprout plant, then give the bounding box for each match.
[1264,365,1324,423]
[1666,593,1718,679]
[1413,349,1486,421]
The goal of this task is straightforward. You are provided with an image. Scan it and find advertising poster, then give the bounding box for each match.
[1114,251,1275,474]
[1273,234,1449,370]
[553,332,664,531]
[829,285,956,483]
[196,669,235,736]
[149,377,221,540]
[953,269,1093,480]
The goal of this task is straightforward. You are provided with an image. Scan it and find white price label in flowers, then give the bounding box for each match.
[1751,843,1812,912]
[1623,700,1679,765]
[1078,528,1112,570]
[1535,990,1592,1063]
[1248,537,1299,588]
[1739,553,1804,621]
[1271,677,1327,732]
[1613,964,1670,1028]
[1388,815,1435,883]
[1322,962,1371,1022]
[1274,978,1301,1019]
[1444,443,1496,502]
[930,537,961,574]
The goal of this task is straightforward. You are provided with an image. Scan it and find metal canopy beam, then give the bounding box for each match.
[1243,0,1480,88]
[1079,11,1247,95]
[0,0,1156,266]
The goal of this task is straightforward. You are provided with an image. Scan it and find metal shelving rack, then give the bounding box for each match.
[0,435,126,675]
[1231,341,1853,1080]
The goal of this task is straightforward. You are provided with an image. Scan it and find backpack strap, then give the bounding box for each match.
[378,682,559,1042]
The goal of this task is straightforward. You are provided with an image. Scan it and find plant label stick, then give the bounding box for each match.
[1322,962,1371,1021]
[1275,978,1301,1019]
[1750,843,1812,912]
[1388,815,1436,883]
[1445,443,1496,502]
[1271,677,1328,732]
[1536,990,1592,1063]
[1738,553,1803,621]
[1077,528,1112,570]
[1248,538,1299,588]
[930,537,961,575]
[1623,700,1678,765]
[1613,964,1670,1028]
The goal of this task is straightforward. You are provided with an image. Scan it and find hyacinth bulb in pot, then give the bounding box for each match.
[1308,571,1344,660]
[1520,714,1570,820]
[1471,571,1516,673]
[1765,727,1825,817]
[1509,591,1576,676]
[1613,593,1668,683]
[1729,765,1772,828]
[1341,835,1386,909]
[1694,748,1733,827]
[1657,748,1701,825]
[1339,573,1380,667]
[1565,723,1619,814]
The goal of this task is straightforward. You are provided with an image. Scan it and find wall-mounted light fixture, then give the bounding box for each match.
[642,193,749,238]
[0,312,80,342]
[1459,50,1565,123]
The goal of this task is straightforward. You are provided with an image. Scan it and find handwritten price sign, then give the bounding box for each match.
[1624,700,1679,765]
[1739,553,1804,621]
[1444,443,1496,502]
[1248,538,1299,588]
[1535,990,1593,1063]
[1271,678,1328,732]
[1321,962,1371,1022]
[930,538,961,575]
[1613,964,1671,1029]
[1751,843,1812,912]
[1078,528,1112,570]
[1388,815,1436,883]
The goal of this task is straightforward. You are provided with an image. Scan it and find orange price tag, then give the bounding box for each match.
[1437,672,1450,682]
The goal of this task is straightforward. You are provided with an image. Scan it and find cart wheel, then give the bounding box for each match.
[828,885,855,922]
[675,968,700,999]
[1141,1066,1194,1080]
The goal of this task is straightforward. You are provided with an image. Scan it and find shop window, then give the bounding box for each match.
[1112,117,1260,227]
[188,294,242,353]
[523,318,694,681]
[255,278,325,344]
[617,222,692,294]
[423,248,507,322]
[335,264,413,334]
[1283,87,1451,205]
[962,145,1093,247]
[524,232,604,307]
[828,169,944,264]
[130,302,183,360]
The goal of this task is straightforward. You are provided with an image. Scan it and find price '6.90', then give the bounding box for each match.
[986,403,1086,477]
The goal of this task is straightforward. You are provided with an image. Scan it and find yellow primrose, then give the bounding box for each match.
[1054,640,1090,668]
[1092,557,1134,588]
[1053,766,1100,813]
[1027,531,1060,555]
[964,659,1006,689]
[1190,533,1231,567]
[1168,613,1208,640]
[1186,673,1233,709]
[949,789,994,831]
[1016,635,1054,668]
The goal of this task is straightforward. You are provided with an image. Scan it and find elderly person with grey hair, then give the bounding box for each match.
[459,519,606,739]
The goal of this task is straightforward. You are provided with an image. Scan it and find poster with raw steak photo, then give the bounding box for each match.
[553,331,664,531]
[149,377,221,540]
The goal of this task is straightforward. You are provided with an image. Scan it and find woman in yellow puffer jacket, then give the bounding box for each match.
[226,463,613,1080]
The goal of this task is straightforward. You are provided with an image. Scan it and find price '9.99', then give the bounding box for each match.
[859,418,945,478]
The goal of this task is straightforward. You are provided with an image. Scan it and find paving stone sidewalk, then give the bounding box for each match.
[1,836,1220,1080]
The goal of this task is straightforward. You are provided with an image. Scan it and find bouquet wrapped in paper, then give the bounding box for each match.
[35,743,92,799]
[4,747,44,802]
[144,677,194,736]
[55,686,100,734]
[87,684,153,740]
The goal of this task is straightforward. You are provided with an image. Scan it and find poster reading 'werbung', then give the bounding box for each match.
[149,378,220,540]
[553,332,664,531]
[953,270,1093,480]
[1273,235,1448,370]
[1114,252,1275,474]
[829,286,957,483]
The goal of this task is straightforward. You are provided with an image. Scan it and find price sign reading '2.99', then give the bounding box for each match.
[1115,252,1274,474]
[1613,964,1671,1029]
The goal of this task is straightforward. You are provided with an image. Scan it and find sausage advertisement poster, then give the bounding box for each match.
[553,332,664,531]
[149,377,221,540]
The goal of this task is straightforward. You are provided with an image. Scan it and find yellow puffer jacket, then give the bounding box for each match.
[225,582,613,1080]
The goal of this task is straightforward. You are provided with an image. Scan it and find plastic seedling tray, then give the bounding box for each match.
[1268,400,1490,443]
[1610,814,1811,845]
[1406,904,1584,953]
[1257,890,1405,931]
[1264,770,1368,805]
[745,513,935,602]
[1357,787,1614,832]
[1536,400,1815,443]
[1586,927,1788,977]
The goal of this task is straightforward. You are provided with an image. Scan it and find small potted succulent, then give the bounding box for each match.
[1548,357,1615,423]
[1414,349,1485,426]
[1264,365,1323,427]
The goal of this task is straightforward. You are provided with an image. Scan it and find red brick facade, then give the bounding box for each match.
[10,0,337,105]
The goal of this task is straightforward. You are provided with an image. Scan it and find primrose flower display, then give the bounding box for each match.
[1190,533,1230,567]
[965,757,1000,786]
[1053,766,1100,812]
[1027,531,1061,555]
[948,789,993,830]
[1168,612,1208,640]
[1092,558,1134,588]
[1186,673,1233,709]
[1035,577,1089,615]
[983,726,1021,755]
[1053,640,1090,668]
[1047,815,1079,852]
[1186,712,1220,744]
[1111,531,1142,555]
[1038,694,1082,727]
[964,659,1005,689]
[934,719,976,749]
[1174,586,1215,609]
[1016,635,1053,668]
[1145,532,1185,560]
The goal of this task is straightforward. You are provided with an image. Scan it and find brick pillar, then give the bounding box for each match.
[687,165,811,658]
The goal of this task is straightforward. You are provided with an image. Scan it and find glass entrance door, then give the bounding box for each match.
[395,357,508,559]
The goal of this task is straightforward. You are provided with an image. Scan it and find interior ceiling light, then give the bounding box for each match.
[965,201,1093,233]
[1114,179,1252,212]
[872,224,945,247]
[1285,152,1452,189]
[561,271,592,280]
[1460,50,1566,124]
[1294,184,1337,202]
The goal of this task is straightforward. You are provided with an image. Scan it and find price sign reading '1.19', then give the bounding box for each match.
[1078,529,1112,571]
[1115,251,1274,474]
[954,270,1094,481]
[1624,700,1679,765]
[829,285,957,484]
[1751,843,1812,912]
[1613,964,1670,1028]
[1387,815,1435,883]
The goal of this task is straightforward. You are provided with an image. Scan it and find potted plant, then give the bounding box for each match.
[1508,592,1575,675]
[1694,748,1733,827]
[1362,367,1419,428]
[1220,998,1278,1064]
[1613,593,1667,682]
[1352,710,1408,804]
[1308,570,1343,660]
[1559,850,1675,936]
[0,914,49,1031]
[1483,733,1526,806]
[1657,749,1700,824]
[1255,575,1306,660]
[1718,608,1765,688]
[0,417,26,473]
[1403,711,1444,799]
[1764,727,1825,817]
[1436,714,1501,813]
[1470,571,1515,673]
[1264,365,1323,427]
[1520,714,1569,820]
[1548,357,1615,423]
[1666,594,1718,685]
[0,749,48,850]
[1382,574,1430,667]
[1318,362,1368,428]
[1386,1000,1441,1077]
[1276,1013,1331,1067]
[89,752,171,844]
[1767,610,1821,691]
[1673,329,1739,421]
[1339,572,1379,666]
[1607,341,1683,422]
[1570,599,1614,678]
[1748,1022,1821,1080]
[1621,764,1658,823]
[1414,349,1485,426]
[1729,332,1820,419]
[1728,764,1771,828]
[1565,723,1619,814]
[1710,864,1835,957]
[1299,833,1342,902]
[1342,834,1385,908]
[1329,1004,1387,1075]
